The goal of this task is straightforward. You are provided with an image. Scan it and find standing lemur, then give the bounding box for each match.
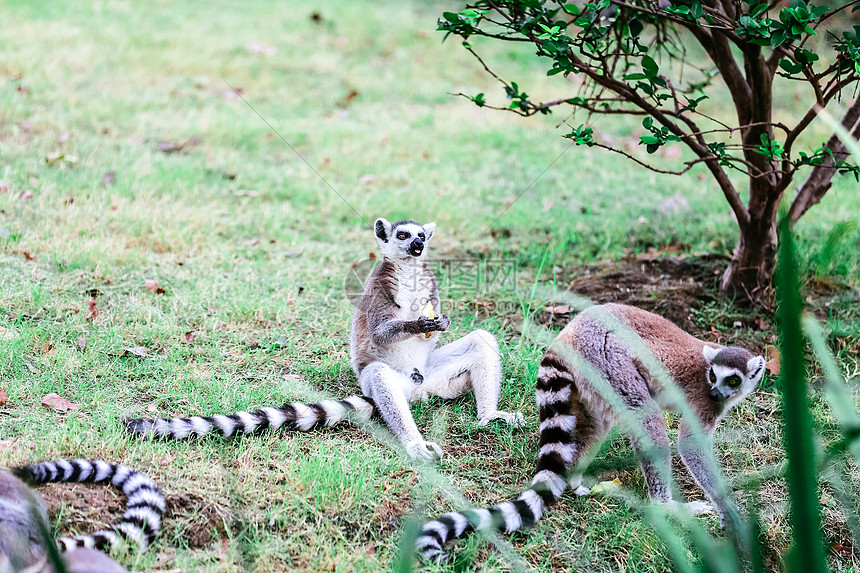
[416,303,765,560]
[0,459,164,573]
[125,218,523,460]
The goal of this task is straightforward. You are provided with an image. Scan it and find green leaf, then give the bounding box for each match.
[641,55,659,78]
[642,116,654,129]
[691,1,703,19]
[640,135,662,145]
[623,73,648,80]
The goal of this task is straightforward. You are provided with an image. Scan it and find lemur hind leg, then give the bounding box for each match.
[358,361,442,461]
[422,329,524,427]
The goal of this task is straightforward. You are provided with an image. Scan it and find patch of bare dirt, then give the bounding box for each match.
[540,254,727,334]
[40,482,124,534]
[164,492,230,549]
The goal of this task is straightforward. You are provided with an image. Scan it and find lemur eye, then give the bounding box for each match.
[709,370,716,384]
[726,375,741,388]
[418,233,425,240]
[397,232,409,240]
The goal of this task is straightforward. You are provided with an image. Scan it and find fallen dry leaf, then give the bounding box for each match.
[223,87,243,100]
[0,181,8,193]
[19,189,33,201]
[123,346,149,358]
[40,342,55,355]
[100,171,116,186]
[0,326,17,340]
[247,42,276,55]
[156,141,181,153]
[160,454,177,465]
[765,347,781,376]
[76,337,87,352]
[0,389,7,406]
[45,152,77,165]
[368,252,377,261]
[545,305,572,315]
[244,237,261,247]
[590,478,623,495]
[145,279,166,294]
[23,252,36,262]
[86,298,99,321]
[181,331,197,344]
[40,393,80,412]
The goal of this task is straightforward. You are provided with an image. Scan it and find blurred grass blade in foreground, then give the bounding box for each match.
[775,218,826,573]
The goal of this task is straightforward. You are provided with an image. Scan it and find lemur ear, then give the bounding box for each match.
[375,218,392,243]
[702,345,720,363]
[748,355,766,383]
[422,222,436,241]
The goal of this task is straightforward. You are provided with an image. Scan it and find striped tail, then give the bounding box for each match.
[124,395,377,440]
[414,471,567,561]
[416,349,581,561]
[11,459,165,553]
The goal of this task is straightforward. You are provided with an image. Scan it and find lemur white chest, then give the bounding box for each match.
[387,262,438,372]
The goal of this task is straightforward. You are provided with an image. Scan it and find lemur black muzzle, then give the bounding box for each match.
[409,238,424,257]
[710,388,726,403]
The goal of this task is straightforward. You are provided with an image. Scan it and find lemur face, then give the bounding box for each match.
[374,218,436,260]
[702,345,765,409]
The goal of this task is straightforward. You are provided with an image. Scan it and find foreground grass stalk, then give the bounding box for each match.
[775,219,826,573]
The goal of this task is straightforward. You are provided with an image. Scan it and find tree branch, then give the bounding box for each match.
[788,99,860,225]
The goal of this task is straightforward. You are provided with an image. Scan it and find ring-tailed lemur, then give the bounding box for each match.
[0,459,165,573]
[416,303,765,560]
[350,218,523,459]
[124,218,523,461]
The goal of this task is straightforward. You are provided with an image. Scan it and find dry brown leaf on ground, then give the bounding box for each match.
[0,181,9,193]
[86,298,99,321]
[144,279,166,294]
[247,42,276,55]
[40,393,80,412]
[545,305,572,314]
[766,347,781,376]
[100,171,116,186]
[181,331,197,344]
[0,326,17,340]
[123,346,149,358]
[18,189,33,201]
[76,337,87,351]
[0,390,7,406]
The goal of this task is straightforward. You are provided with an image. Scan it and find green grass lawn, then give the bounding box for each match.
[1,1,859,571]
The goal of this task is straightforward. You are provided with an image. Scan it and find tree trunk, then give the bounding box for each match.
[720,179,782,304]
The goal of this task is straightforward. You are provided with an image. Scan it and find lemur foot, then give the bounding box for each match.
[574,485,592,497]
[684,500,715,515]
[477,410,526,428]
[406,440,444,461]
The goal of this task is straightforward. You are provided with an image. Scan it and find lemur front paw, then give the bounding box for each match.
[414,315,449,334]
[406,440,444,461]
[435,314,450,331]
[477,410,526,428]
